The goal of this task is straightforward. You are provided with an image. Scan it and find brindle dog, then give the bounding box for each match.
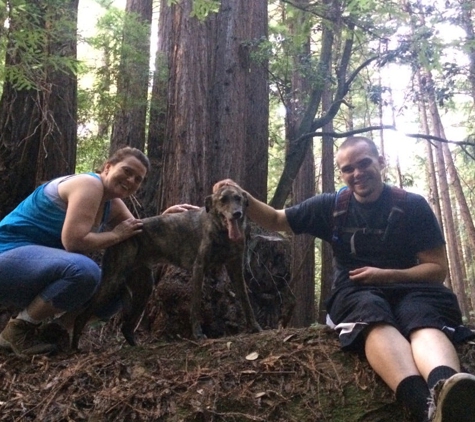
[71,185,262,349]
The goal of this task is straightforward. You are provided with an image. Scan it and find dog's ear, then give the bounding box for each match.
[205,195,213,212]
[242,191,249,207]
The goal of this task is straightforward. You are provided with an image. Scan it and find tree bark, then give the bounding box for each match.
[110,0,152,153]
[36,0,78,183]
[142,0,285,334]
[284,0,316,328]
[153,0,268,208]
[318,83,337,324]
[0,0,78,217]
[459,0,475,102]
[270,0,359,209]
[428,86,469,316]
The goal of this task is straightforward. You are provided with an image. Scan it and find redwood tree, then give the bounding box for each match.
[109,0,153,153]
[0,0,78,217]
[147,0,268,210]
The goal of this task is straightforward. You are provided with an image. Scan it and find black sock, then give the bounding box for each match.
[396,375,430,421]
[427,365,457,390]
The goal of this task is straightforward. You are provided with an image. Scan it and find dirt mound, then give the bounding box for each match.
[2,323,458,422]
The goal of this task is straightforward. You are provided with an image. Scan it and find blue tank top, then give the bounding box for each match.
[0,173,110,254]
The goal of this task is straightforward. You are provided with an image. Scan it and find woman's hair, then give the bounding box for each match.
[98,147,150,173]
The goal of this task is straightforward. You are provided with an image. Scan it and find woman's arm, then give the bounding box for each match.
[60,175,142,252]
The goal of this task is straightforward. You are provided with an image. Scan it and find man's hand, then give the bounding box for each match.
[213,179,240,193]
[349,266,389,284]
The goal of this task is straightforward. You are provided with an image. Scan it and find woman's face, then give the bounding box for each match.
[102,156,148,199]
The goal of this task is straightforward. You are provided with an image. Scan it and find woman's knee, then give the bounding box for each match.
[43,254,101,311]
[71,254,101,285]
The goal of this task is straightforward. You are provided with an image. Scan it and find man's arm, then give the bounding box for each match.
[246,195,291,233]
[214,179,292,233]
[349,245,448,284]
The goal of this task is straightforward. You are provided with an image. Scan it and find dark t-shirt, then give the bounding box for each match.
[285,184,445,289]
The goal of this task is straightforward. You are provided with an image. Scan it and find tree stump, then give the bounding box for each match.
[146,224,295,340]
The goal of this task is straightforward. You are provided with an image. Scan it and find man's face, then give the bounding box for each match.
[336,141,385,203]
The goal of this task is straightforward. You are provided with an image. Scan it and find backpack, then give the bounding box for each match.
[331,186,407,254]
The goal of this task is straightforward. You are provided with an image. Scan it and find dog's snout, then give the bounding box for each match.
[233,210,243,220]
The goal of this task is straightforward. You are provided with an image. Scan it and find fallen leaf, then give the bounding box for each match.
[246,352,259,361]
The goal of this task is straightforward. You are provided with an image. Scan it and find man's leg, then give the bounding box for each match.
[410,328,475,422]
[410,328,460,379]
[365,323,430,421]
[365,323,420,390]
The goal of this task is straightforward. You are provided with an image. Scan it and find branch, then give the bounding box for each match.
[295,126,475,148]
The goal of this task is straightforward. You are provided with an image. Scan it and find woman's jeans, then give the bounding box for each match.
[0,245,101,312]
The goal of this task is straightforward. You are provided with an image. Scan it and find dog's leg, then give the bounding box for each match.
[120,266,154,346]
[71,303,95,350]
[189,251,207,340]
[225,255,262,334]
[71,243,134,350]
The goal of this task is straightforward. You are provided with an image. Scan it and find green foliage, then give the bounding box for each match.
[0,0,80,91]
[76,0,153,172]
[190,0,220,19]
[166,0,220,20]
[267,97,286,202]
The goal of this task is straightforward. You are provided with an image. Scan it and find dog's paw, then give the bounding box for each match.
[191,324,207,340]
[249,322,263,333]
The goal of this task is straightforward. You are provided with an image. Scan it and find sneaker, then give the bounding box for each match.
[428,373,475,421]
[0,318,57,355]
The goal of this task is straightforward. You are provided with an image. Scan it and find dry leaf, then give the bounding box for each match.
[246,352,259,360]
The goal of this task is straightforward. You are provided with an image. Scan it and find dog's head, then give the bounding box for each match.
[205,185,248,241]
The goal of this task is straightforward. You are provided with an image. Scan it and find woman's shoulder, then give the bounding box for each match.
[60,172,103,187]
[57,173,104,200]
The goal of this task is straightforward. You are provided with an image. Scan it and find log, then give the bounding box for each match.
[4,326,473,421]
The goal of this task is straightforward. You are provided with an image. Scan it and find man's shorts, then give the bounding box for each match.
[325,282,475,352]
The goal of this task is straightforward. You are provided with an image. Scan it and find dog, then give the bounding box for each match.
[71,185,262,349]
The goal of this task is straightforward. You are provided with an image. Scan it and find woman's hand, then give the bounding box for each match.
[111,217,144,242]
[162,204,200,215]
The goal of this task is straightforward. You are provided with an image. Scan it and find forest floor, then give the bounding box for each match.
[1,322,475,422]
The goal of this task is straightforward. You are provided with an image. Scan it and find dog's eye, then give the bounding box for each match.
[233,195,241,202]
[220,197,229,204]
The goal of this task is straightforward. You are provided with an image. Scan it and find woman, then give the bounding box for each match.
[0,147,197,355]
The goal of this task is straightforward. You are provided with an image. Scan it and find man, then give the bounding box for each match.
[214,136,475,421]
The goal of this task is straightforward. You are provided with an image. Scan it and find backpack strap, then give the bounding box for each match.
[331,187,352,246]
[331,185,407,252]
[381,186,407,242]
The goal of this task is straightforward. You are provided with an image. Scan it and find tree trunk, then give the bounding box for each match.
[284,0,316,328]
[428,84,469,316]
[110,0,152,153]
[270,0,360,209]
[36,0,78,182]
[407,6,461,299]
[0,0,78,217]
[144,0,288,336]
[154,0,268,207]
[318,84,337,324]
[459,0,475,102]
[290,152,316,327]
[137,2,170,215]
